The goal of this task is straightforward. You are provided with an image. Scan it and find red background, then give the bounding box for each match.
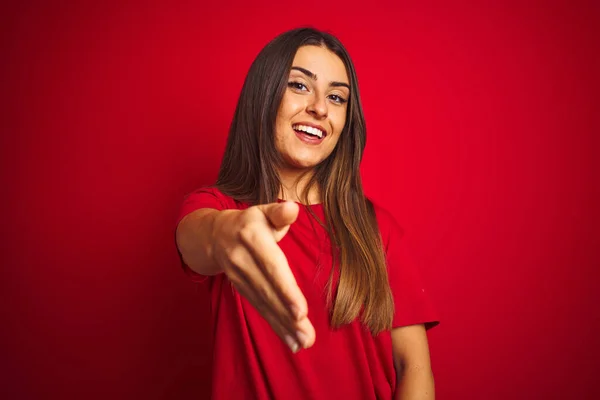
[2,1,599,399]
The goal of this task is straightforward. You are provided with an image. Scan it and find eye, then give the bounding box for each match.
[288,81,308,91]
[328,94,348,104]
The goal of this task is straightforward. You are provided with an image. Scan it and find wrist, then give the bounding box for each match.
[209,209,239,270]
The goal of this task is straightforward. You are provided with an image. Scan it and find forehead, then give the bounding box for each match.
[291,45,349,84]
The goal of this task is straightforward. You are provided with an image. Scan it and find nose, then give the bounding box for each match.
[307,93,327,119]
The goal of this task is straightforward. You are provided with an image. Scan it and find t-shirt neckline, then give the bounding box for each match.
[276,198,323,207]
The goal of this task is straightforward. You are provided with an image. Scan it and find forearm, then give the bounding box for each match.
[395,365,435,400]
[175,208,235,275]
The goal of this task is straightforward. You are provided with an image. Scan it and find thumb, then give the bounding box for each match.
[257,201,299,238]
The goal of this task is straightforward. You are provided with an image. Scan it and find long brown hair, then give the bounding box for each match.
[216,28,394,334]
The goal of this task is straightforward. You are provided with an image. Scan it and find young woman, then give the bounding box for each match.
[176,27,439,400]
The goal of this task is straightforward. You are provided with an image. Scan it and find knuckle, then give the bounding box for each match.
[262,312,286,336]
[238,223,261,244]
[226,247,247,268]
[256,283,272,302]
[260,259,274,276]
[262,313,282,334]
[262,251,283,275]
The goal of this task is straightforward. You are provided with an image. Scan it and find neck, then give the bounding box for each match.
[277,167,321,204]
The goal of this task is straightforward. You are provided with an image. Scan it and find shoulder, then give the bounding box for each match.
[181,186,245,211]
[368,198,406,250]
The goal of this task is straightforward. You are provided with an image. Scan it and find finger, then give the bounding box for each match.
[229,275,302,352]
[256,201,299,234]
[226,245,314,340]
[294,315,316,349]
[227,264,314,350]
[239,227,308,320]
[262,307,316,351]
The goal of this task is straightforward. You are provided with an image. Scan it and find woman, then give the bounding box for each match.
[176,27,439,400]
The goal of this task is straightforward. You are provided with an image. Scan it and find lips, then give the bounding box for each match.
[293,129,325,145]
[292,123,327,139]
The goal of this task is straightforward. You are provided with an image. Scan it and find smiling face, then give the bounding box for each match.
[274,45,350,172]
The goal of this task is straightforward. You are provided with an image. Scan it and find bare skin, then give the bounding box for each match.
[274,45,350,202]
[177,202,313,352]
[177,45,435,399]
[177,45,349,351]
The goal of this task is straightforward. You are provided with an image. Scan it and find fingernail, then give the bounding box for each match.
[284,334,300,353]
[296,331,308,348]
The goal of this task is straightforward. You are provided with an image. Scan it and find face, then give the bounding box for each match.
[274,45,350,171]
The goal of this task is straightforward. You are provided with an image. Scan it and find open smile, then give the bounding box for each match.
[292,123,326,145]
[292,123,327,139]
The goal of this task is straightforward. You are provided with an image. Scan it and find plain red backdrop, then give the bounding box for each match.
[2,1,599,399]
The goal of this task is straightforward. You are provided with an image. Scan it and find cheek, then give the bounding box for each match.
[278,93,304,122]
[331,108,347,136]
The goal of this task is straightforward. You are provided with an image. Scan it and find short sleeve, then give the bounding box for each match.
[376,206,440,330]
[175,187,227,283]
[177,187,226,226]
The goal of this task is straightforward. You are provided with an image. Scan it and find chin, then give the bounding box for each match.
[293,161,319,170]
[286,157,321,170]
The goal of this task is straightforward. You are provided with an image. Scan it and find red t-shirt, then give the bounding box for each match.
[176,187,439,400]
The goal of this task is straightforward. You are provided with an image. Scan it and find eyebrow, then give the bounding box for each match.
[290,66,350,90]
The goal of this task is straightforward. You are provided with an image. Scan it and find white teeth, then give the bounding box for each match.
[293,124,324,138]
